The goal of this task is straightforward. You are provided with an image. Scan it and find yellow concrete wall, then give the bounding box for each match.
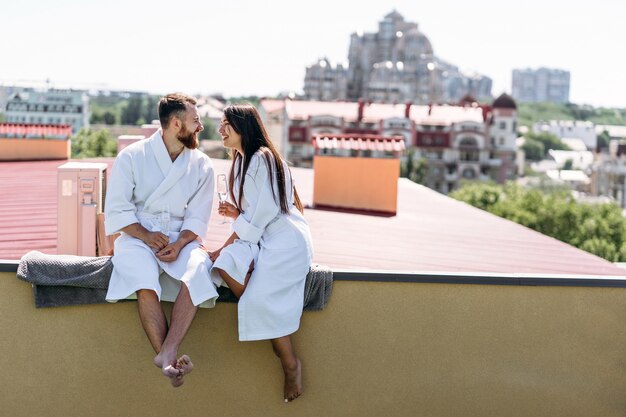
[313,156,400,213]
[2,272,626,417]
[0,138,70,160]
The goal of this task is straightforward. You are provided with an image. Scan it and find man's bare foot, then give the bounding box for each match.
[164,365,185,387]
[283,358,302,402]
[154,351,184,388]
[176,355,194,376]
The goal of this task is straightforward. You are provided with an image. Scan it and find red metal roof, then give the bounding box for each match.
[1,158,624,276]
[313,134,406,152]
[0,123,72,139]
[262,99,487,125]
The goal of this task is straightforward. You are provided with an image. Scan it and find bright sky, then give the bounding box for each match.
[1,0,624,107]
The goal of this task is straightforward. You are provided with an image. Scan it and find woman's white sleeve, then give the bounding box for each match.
[232,159,280,244]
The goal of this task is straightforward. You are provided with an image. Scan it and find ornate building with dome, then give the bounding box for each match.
[303,11,493,104]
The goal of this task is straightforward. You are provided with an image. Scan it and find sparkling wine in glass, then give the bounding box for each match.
[216,174,230,224]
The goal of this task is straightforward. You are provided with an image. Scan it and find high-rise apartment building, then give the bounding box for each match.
[511,67,570,104]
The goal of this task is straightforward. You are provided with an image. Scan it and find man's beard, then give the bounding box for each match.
[177,125,199,149]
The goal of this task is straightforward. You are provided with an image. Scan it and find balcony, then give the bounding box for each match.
[483,158,502,167]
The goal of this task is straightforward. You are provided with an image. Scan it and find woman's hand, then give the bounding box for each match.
[207,247,223,262]
[218,201,240,219]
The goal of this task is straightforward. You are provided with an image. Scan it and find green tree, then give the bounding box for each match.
[142,95,159,125]
[199,117,219,140]
[121,96,144,125]
[450,182,626,262]
[102,111,116,125]
[71,128,117,158]
[401,149,427,184]
[521,138,544,161]
[516,102,626,128]
[228,96,260,107]
[525,131,570,157]
[597,130,611,151]
[562,159,574,170]
[90,110,104,124]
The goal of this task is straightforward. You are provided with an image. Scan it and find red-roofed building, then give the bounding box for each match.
[260,94,517,194]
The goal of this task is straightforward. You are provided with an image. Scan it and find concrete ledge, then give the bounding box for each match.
[3,270,626,416]
[4,260,626,287]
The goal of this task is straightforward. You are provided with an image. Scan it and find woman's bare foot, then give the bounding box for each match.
[283,358,302,402]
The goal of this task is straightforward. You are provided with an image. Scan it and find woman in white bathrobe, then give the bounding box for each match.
[208,104,313,403]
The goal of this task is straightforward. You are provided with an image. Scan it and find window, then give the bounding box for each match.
[460,151,479,161]
[462,168,476,179]
[499,121,506,130]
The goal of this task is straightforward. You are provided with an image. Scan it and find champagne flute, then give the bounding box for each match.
[216,174,230,224]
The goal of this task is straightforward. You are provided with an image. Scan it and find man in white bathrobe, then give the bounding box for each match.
[104,93,218,387]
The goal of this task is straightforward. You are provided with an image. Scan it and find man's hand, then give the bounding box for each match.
[156,240,183,263]
[121,223,169,252]
[155,230,199,263]
[142,231,170,252]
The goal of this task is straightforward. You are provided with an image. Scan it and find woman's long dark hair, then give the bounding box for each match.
[223,104,303,214]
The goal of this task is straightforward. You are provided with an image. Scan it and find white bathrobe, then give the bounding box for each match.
[211,151,314,341]
[104,130,219,308]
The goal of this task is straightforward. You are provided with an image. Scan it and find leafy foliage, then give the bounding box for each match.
[517,102,626,128]
[90,93,160,126]
[227,96,261,107]
[199,117,220,141]
[597,130,611,151]
[521,138,544,161]
[71,128,117,158]
[401,149,427,184]
[524,131,570,156]
[121,95,144,125]
[450,182,626,262]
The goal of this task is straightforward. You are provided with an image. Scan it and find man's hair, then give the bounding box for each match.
[158,93,197,128]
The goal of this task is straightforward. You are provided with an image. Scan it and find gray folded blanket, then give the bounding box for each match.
[17,251,113,308]
[17,250,333,310]
[303,264,333,311]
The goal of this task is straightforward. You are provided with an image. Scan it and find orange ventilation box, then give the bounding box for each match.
[312,134,405,214]
[0,123,72,161]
